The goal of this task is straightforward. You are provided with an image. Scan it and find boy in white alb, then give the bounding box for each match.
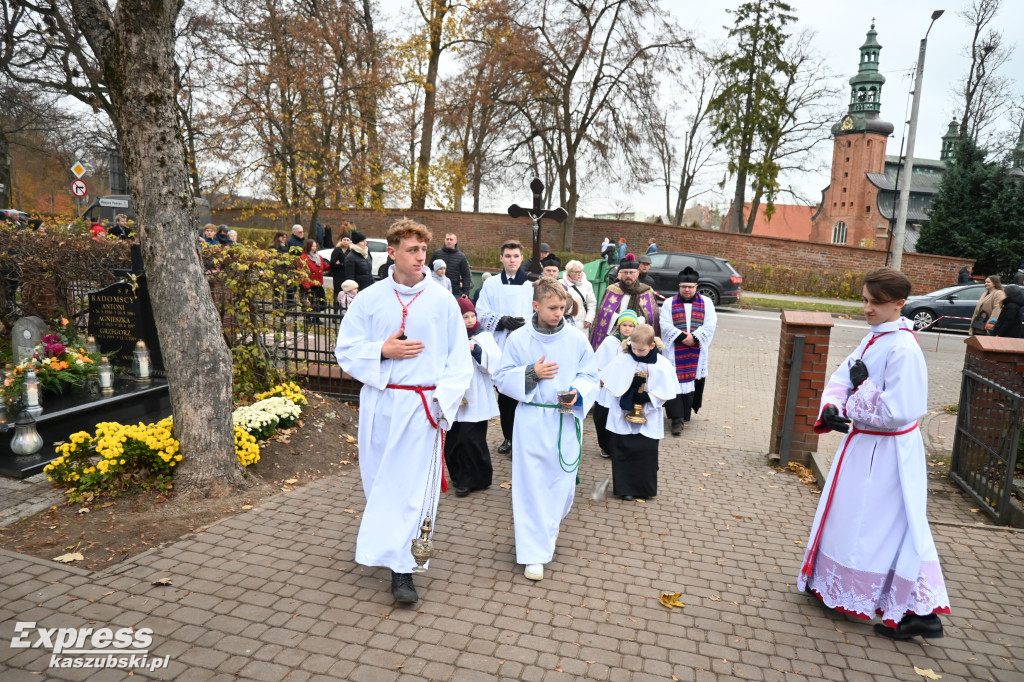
[799,267,950,640]
[334,219,473,605]
[494,279,598,582]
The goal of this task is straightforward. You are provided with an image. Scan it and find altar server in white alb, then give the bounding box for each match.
[601,324,677,501]
[660,266,717,435]
[799,267,950,641]
[476,240,534,456]
[494,278,598,582]
[445,297,501,497]
[334,219,473,605]
[592,310,639,459]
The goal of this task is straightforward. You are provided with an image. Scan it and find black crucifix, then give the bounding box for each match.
[507,178,568,275]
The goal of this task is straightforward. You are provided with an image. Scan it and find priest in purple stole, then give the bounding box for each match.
[659,267,717,435]
[590,254,660,350]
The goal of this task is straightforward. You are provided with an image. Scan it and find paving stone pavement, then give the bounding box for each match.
[1,311,1021,681]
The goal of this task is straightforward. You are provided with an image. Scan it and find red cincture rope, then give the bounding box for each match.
[386,384,447,492]
[801,422,919,578]
[394,289,424,334]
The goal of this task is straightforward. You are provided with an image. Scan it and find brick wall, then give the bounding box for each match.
[769,311,835,465]
[214,207,971,294]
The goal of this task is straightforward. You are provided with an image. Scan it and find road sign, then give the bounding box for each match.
[71,179,88,197]
[70,161,86,179]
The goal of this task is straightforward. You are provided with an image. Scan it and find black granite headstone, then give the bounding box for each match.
[88,279,162,370]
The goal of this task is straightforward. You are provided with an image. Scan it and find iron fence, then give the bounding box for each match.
[949,369,1023,525]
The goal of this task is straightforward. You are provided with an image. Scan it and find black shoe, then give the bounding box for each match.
[455,486,470,497]
[599,449,611,459]
[622,496,635,501]
[390,572,418,604]
[497,439,512,455]
[671,419,683,436]
[874,614,943,640]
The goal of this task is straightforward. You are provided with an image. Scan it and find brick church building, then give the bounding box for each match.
[809,23,959,251]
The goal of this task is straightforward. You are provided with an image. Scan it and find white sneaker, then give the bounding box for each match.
[524,563,544,581]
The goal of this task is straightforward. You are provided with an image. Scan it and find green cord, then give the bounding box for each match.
[525,402,583,477]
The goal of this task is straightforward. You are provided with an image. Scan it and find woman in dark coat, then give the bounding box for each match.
[991,285,1024,338]
[343,230,374,291]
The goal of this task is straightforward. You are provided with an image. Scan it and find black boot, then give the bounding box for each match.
[497,439,512,455]
[390,571,418,604]
[671,419,683,436]
[874,613,943,640]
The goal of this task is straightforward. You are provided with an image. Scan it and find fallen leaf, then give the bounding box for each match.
[914,666,942,680]
[284,478,299,484]
[707,594,722,601]
[970,508,980,513]
[658,592,685,609]
[499,481,512,490]
[345,435,357,444]
[53,552,84,563]
[77,508,90,515]
[344,509,356,514]
[152,577,172,586]
[241,505,253,510]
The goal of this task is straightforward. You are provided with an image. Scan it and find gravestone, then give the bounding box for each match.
[88,279,163,370]
[11,316,48,363]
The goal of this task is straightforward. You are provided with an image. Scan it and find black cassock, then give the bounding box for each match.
[608,430,659,498]
[444,420,492,492]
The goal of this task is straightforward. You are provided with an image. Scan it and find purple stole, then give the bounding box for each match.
[672,295,704,382]
[589,287,660,350]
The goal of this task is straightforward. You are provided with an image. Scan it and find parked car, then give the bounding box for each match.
[901,283,986,331]
[607,251,742,306]
[317,237,388,292]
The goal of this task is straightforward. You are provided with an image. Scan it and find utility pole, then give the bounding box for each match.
[891,9,944,270]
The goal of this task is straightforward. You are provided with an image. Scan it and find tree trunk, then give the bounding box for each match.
[73,0,245,497]
[411,3,447,210]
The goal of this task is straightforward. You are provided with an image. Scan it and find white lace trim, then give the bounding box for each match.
[798,550,950,624]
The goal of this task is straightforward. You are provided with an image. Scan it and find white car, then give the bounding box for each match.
[317,237,389,292]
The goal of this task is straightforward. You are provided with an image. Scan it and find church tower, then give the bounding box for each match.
[940,119,960,161]
[810,23,895,247]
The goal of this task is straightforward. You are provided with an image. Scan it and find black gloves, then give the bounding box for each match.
[821,405,851,433]
[634,391,651,405]
[850,359,869,390]
[497,316,525,332]
[470,343,483,363]
[630,374,647,391]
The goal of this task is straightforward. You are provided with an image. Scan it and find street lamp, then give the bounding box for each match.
[891,9,944,271]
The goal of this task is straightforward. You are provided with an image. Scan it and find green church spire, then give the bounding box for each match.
[832,21,893,137]
[848,21,885,115]
[940,118,960,161]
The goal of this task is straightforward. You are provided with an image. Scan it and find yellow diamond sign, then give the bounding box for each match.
[70,161,86,178]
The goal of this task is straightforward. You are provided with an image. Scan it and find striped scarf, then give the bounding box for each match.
[672,295,704,382]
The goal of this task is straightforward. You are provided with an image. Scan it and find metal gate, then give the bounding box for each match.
[273,304,362,401]
[949,369,1023,525]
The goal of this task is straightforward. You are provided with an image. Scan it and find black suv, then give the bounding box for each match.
[608,251,742,306]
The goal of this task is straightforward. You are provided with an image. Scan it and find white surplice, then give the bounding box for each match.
[594,335,624,409]
[335,266,473,573]
[797,317,951,626]
[475,274,535,349]
[601,351,678,439]
[660,294,717,393]
[457,331,501,422]
[494,320,598,565]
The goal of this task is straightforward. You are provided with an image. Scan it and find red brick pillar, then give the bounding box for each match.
[963,336,1024,393]
[770,311,835,465]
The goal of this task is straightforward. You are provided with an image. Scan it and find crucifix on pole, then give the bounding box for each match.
[507,178,568,275]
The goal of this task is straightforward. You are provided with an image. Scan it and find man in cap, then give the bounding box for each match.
[659,266,717,435]
[637,255,655,288]
[524,242,561,273]
[589,254,660,350]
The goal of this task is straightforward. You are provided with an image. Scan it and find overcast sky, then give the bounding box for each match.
[382,0,1024,217]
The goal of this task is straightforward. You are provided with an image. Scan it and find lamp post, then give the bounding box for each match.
[891,9,944,271]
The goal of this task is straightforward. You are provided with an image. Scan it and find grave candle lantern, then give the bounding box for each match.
[98,356,114,393]
[85,335,99,354]
[24,369,43,415]
[10,411,44,456]
[133,340,151,382]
